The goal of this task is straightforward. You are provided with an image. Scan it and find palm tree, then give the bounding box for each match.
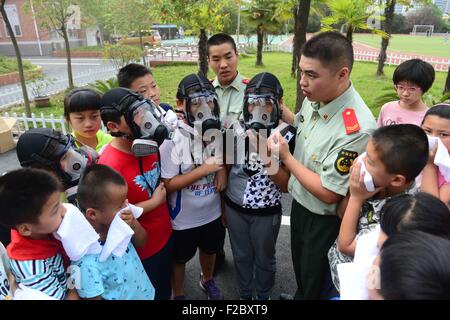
[321,0,385,43]
[243,0,283,66]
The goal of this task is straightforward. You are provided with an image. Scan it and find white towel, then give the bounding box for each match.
[53,203,102,261]
[338,226,381,300]
[98,204,143,262]
[358,153,376,192]
[428,136,450,182]
[13,284,59,300]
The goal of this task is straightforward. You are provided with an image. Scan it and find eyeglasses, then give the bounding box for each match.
[395,85,421,93]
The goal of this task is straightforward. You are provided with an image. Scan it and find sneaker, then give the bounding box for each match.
[172,295,186,300]
[256,295,271,300]
[199,275,223,300]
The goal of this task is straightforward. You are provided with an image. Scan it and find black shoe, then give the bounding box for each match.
[279,293,293,300]
[213,250,226,275]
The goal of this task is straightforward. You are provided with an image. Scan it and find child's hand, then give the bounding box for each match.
[201,156,223,175]
[214,168,227,192]
[426,144,438,166]
[152,182,167,206]
[349,162,381,202]
[267,131,290,161]
[120,209,136,229]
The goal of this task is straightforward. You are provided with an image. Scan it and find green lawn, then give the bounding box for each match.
[5,52,448,119]
[353,33,450,58]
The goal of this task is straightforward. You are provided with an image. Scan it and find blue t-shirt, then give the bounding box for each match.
[71,243,154,300]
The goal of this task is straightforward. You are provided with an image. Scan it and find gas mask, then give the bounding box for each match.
[61,143,98,182]
[17,129,96,190]
[186,91,221,135]
[125,98,175,157]
[243,93,280,134]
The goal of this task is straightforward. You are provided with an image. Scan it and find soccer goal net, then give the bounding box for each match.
[411,25,434,36]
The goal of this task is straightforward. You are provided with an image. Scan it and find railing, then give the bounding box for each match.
[1,112,107,139]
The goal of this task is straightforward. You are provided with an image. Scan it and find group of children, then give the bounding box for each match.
[0,50,449,300]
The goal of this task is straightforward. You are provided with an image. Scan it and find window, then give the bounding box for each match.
[4,5,22,37]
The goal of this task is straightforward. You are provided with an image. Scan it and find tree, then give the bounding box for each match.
[292,1,312,111]
[243,0,284,66]
[377,1,427,76]
[29,0,77,89]
[78,0,110,44]
[0,1,31,116]
[154,0,229,76]
[321,0,385,43]
[377,0,396,76]
[406,4,448,33]
[445,67,450,95]
[99,0,154,67]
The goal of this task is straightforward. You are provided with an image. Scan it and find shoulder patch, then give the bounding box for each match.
[242,79,250,85]
[334,149,358,175]
[342,108,360,135]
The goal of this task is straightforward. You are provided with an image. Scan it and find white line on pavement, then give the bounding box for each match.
[33,63,102,66]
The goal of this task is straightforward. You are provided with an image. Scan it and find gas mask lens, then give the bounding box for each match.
[133,102,161,138]
[245,95,276,129]
[59,148,88,182]
[188,94,217,122]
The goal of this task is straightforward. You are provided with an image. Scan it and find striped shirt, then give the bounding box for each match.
[9,254,67,300]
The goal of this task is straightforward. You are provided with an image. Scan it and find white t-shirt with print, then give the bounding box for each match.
[159,129,221,231]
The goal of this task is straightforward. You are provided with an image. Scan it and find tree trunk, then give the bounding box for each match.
[198,28,208,77]
[256,25,264,66]
[444,67,450,95]
[0,4,31,116]
[377,0,396,76]
[61,26,74,89]
[138,28,147,67]
[293,0,311,112]
[346,25,353,43]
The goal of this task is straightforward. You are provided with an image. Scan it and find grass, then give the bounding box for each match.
[4,52,448,118]
[353,33,450,58]
[0,55,37,75]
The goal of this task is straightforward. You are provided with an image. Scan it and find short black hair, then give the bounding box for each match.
[206,33,237,56]
[372,124,428,182]
[422,103,450,123]
[64,88,101,120]
[77,164,127,213]
[300,31,354,73]
[0,168,62,228]
[380,231,450,299]
[393,59,435,93]
[117,63,153,88]
[380,192,450,239]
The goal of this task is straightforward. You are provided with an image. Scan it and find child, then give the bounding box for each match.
[377,59,435,127]
[98,87,173,300]
[118,63,173,111]
[365,192,450,300]
[159,73,225,300]
[0,242,13,300]
[73,164,154,300]
[15,128,97,205]
[379,231,450,299]
[0,168,78,300]
[420,104,450,203]
[64,88,112,153]
[328,124,429,293]
[378,192,450,247]
[224,72,295,300]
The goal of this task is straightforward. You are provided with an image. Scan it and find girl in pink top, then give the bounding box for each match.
[377,59,435,127]
[421,104,450,204]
